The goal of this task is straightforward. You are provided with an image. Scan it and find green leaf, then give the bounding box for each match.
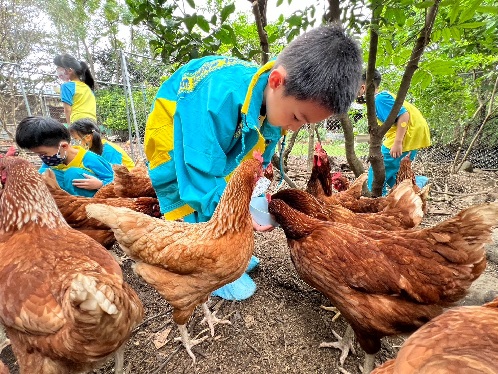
[459,0,482,23]
[393,8,406,26]
[184,14,197,32]
[442,27,452,42]
[211,14,217,24]
[424,59,455,75]
[197,15,210,32]
[449,26,461,40]
[276,0,283,6]
[431,29,442,42]
[414,1,434,9]
[186,0,195,9]
[457,21,486,28]
[287,14,302,27]
[448,4,460,25]
[476,6,498,15]
[221,3,235,23]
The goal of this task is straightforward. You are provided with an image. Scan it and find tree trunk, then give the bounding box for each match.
[367,0,441,196]
[248,0,269,64]
[340,114,364,177]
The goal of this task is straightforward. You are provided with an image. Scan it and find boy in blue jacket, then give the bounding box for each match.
[15,116,114,197]
[145,23,363,301]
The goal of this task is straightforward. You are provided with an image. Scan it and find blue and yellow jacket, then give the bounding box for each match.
[375,91,431,152]
[102,139,135,170]
[144,56,284,222]
[39,146,114,197]
[60,80,97,123]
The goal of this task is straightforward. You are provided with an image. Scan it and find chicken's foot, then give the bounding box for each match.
[360,352,375,374]
[320,305,342,322]
[319,325,356,366]
[201,302,231,337]
[114,344,124,374]
[175,324,209,363]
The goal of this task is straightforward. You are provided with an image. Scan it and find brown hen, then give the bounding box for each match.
[93,163,156,199]
[272,178,423,231]
[0,157,143,374]
[86,157,264,362]
[308,142,429,214]
[268,198,496,373]
[42,168,161,249]
[372,297,498,374]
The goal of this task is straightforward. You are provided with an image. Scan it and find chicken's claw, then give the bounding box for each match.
[201,303,231,337]
[319,326,356,366]
[175,325,209,363]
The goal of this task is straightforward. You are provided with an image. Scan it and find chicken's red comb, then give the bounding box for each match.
[331,172,342,180]
[6,146,16,157]
[253,150,263,163]
[315,142,323,151]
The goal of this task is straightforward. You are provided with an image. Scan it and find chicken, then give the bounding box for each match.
[268,198,497,373]
[41,168,161,249]
[93,163,156,199]
[395,153,430,214]
[308,142,429,214]
[271,178,423,231]
[331,172,350,192]
[0,156,144,374]
[86,156,265,362]
[371,296,498,374]
[113,163,156,198]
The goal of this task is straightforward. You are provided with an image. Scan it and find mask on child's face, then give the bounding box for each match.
[56,68,70,82]
[39,144,66,166]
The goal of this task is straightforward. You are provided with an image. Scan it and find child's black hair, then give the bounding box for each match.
[362,69,382,88]
[274,22,363,115]
[16,116,70,149]
[69,119,103,155]
[53,54,95,90]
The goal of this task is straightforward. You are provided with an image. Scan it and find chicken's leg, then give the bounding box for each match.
[201,302,231,336]
[175,324,209,363]
[319,325,356,365]
[361,352,375,374]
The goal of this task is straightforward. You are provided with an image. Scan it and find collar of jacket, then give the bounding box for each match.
[236,60,286,165]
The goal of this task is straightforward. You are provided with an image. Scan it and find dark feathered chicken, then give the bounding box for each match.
[268,198,496,373]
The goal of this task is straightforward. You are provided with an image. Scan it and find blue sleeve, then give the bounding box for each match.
[173,78,247,218]
[38,163,48,173]
[81,152,115,186]
[60,81,76,106]
[101,143,124,165]
[375,91,407,123]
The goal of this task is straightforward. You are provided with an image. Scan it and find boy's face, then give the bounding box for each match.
[265,68,333,132]
[30,142,68,158]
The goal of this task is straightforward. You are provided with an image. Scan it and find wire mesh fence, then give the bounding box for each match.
[1,55,497,171]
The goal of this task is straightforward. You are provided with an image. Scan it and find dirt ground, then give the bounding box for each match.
[1,154,498,374]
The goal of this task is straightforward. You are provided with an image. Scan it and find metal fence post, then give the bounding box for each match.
[120,50,145,161]
[16,64,31,116]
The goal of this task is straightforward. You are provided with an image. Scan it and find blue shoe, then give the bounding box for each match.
[246,256,260,273]
[415,175,429,189]
[211,273,256,301]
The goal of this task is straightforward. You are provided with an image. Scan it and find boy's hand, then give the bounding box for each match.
[72,173,104,190]
[390,143,403,158]
[252,218,274,232]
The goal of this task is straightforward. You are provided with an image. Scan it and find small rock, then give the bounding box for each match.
[459,161,473,172]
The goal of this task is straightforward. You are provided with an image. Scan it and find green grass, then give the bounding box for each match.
[288,140,369,157]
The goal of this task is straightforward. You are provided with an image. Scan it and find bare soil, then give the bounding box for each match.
[2,154,498,374]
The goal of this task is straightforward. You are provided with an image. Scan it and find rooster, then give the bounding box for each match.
[331,171,350,192]
[41,168,161,249]
[86,156,265,362]
[268,198,497,374]
[271,178,423,231]
[0,156,144,373]
[372,296,498,373]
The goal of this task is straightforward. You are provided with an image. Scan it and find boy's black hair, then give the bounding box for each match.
[274,22,363,115]
[69,118,103,155]
[16,116,70,149]
[53,54,95,90]
[362,69,382,88]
